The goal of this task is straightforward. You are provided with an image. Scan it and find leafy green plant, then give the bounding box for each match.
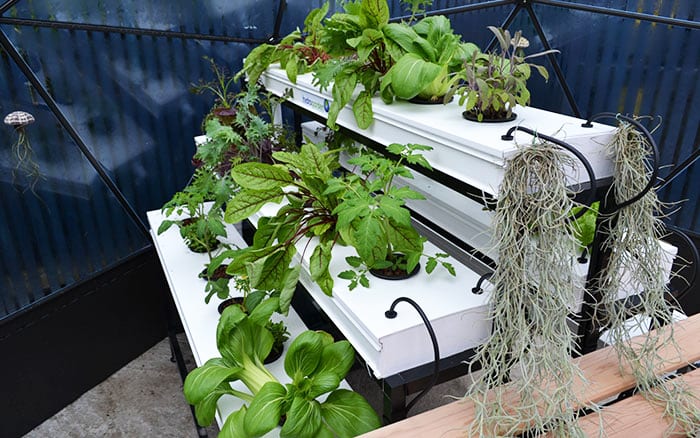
[237,3,330,85]
[380,15,479,103]
[330,143,455,286]
[447,26,557,122]
[222,140,452,298]
[191,56,238,113]
[193,81,297,175]
[183,306,380,437]
[158,168,232,256]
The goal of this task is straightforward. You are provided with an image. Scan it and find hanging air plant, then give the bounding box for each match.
[4,110,42,193]
[598,120,700,435]
[467,142,589,436]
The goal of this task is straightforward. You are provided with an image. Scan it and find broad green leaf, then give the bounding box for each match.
[385,220,423,253]
[194,383,242,428]
[307,371,342,399]
[281,397,322,438]
[183,358,242,405]
[411,35,437,62]
[310,241,332,283]
[360,0,390,29]
[248,297,280,326]
[216,305,248,353]
[218,406,249,438]
[345,256,363,268]
[378,195,410,224]
[320,389,381,436]
[352,90,374,129]
[271,150,307,170]
[231,162,293,190]
[354,215,387,267]
[285,330,332,377]
[387,54,443,100]
[315,340,355,383]
[255,248,295,291]
[279,265,300,315]
[316,269,335,296]
[355,28,383,62]
[229,318,274,368]
[244,381,287,436]
[382,22,419,54]
[225,189,284,224]
[300,143,332,179]
[285,56,299,83]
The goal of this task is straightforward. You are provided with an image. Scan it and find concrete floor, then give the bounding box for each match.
[25,334,474,437]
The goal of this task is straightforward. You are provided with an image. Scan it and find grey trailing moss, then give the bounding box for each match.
[598,120,700,436]
[467,142,589,437]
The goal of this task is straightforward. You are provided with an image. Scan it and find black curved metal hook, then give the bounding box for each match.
[501,126,598,218]
[384,297,440,414]
[582,112,660,210]
[471,272,493,294]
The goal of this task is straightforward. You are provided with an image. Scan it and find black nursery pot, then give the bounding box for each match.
[462,110,517,123]
[369,254,421,281]
[408,95,453,105]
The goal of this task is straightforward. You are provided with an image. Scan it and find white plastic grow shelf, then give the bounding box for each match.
[251,202,493,380]
[261,65,617,197]
[147,208,349,435]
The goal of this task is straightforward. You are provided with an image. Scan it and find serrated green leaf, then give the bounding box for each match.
[345,256,363,268]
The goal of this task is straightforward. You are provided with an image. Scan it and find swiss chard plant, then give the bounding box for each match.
[446,26,558,122]
[183,305,381,437]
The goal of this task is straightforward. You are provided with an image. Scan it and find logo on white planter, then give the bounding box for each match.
[301,91,329,114]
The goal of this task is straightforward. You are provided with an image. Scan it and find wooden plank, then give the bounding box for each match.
[578,368,700,437]
[360,313,700,437]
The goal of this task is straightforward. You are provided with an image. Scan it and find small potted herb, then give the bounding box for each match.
[157,168,232,256]
[447,26,557,122]
[183,307,381,437]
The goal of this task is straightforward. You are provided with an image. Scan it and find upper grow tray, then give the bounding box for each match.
[261,65,616,197]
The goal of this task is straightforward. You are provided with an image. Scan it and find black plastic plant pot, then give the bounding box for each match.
[264,345,284,364]
[369,255,421,281]
[462,110,517,123]
[408,95,453,105]
[217,297,244,315]
[199,264,232,281]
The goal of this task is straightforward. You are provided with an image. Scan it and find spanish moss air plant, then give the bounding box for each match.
[597,120,700,436]
[467,142,589,436]
[4,110,42,194]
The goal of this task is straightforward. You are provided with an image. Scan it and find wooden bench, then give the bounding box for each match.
[360,313,700,437]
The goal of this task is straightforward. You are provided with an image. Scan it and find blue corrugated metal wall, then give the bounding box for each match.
[1,0,698,319]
